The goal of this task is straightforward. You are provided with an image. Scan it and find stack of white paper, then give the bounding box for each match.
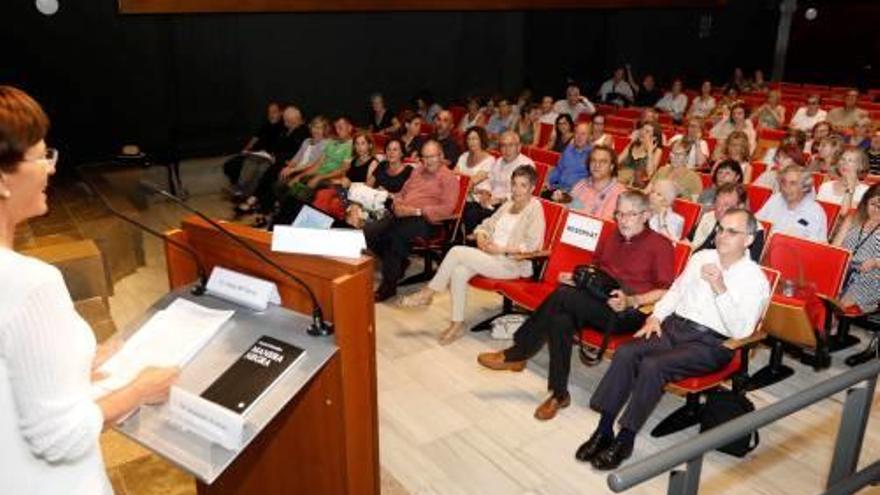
[92,298,234,399]
[271,225,366,259]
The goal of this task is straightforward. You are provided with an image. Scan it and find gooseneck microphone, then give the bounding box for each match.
[138,180,334,337]
[75,173,208,296]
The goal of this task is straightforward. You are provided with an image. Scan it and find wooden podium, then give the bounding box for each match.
[164,216,378,495]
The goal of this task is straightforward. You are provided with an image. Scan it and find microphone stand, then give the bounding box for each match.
[139,180,334,336]
[75,172,208,296]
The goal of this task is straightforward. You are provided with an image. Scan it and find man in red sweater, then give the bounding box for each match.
[366,140,460,302]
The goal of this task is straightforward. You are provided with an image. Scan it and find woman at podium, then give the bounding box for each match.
[0,86,178,494]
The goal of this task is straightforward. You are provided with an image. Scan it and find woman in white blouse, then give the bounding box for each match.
[0,86,177,495]
[687,81,716,120]
[455,126,495,188]
[817,146,870,216]
[648,178,685,240]
[398,166,545,344]
[655,79,689,123]
[710,103,756,158]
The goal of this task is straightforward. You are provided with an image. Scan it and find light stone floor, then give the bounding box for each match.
[100,169,880,495]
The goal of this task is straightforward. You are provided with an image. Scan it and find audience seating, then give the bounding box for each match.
[523,146,561,166]
[812,173,828,192]
[536,122,554,148]
[747,233,851,390]
[532,162,552,193]
[817,199,841,234]
[399,175,470,286]
[699,173,712,190]
[750,162,767,183]
[468,199,567,332]
[448,105,467,128]
[746,184,773,213]
[672,198,703,240]
[651,267,781,437]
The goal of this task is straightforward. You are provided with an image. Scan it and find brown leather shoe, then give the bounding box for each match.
[534,394,571,421]
[477,351,526,372]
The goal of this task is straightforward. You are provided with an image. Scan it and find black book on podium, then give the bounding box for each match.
[201,335,305,414]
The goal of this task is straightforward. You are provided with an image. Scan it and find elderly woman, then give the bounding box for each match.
[648,140,704,201]
[0,86,177,494]
[805,120,833,154]
[398,166,545,345]
[367,92,400,134]
[458,96,487,132]
[647,178,685,240]
[697,159,744,208]
[753,90,786,130]
[832,184,880,314]
[753,143,807,191]
[668,118,709,169]
[619,121,664,189]
[818,146,871,215]
[687,81,716,120]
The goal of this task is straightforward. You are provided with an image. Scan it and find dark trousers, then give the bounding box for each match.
[462,201,496,234]
[589,314,734,433]
[504,285,646,398]
[223,154,246,184]
[365,216,432,291]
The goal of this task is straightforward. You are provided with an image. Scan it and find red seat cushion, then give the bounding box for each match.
[469,275,505,292]
[497,280,556,311]
[578,328,636,351]
[670,351,742,391]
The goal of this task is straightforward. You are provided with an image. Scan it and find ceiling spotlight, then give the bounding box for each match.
[804,7,818,21]
[35,0,59,16]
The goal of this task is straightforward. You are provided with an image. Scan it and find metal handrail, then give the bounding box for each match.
[608,360,880,493]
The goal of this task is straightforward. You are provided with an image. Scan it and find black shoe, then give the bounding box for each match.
[374,284,397,303]
[575,430,613,463]
[590,438,634,471]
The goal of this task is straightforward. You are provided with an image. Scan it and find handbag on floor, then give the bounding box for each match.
[490,314,528,340]
[699,390,760,457]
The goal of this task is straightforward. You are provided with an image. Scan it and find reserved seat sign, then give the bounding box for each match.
[559,214,604,252]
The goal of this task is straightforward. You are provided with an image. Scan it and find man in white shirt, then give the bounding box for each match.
[578,208,770,470]
[598,68,635,106]
[538,95,559,125]
[463,131,535,232]
[554,83,596,120]
[756,164,828,242]
[789,95,828,132]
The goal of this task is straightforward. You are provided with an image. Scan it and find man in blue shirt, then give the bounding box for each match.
[544,122,591,199]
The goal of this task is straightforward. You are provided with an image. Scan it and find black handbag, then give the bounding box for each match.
[572,264,623,366]
[699,390,760,457]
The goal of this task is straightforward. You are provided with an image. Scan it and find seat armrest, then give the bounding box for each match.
[509,249,551,261]
[723,331,766,350]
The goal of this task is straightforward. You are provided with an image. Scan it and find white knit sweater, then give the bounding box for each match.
[0,248,111,494]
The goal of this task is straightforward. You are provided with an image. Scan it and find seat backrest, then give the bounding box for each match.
[525,146,561,166]
[758,127,787,141]
[817,199,841,234]
[761,232,851,298]
[672,241,692,277]
[672,198,703,240]
[371,132,389,151]
[448,105,467,127]
[419,122,435,135]
[542,211,616,284]
[812,173,828,192]
[452,175,470,217]
[699,172,713,190]
[750,161,768,183]
[533,161,551,193]
[746,184,774,213]
[536,122,554,148]
[538,198,567,251]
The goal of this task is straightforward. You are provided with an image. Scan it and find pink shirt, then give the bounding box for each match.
[569,178,626,220]
[396,165,460,222]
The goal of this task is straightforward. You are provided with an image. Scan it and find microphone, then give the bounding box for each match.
[74,174,208,296]
[138,180,334,337]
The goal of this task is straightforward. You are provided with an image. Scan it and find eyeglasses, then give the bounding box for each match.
[422,154,442,160]
[714,224,749,237]
[614,210,645,220]
[22,147,58,169]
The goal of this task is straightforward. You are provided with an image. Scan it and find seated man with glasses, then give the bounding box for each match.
[789,95,828,133]
[691,183,765,261]
[461,131,534,234]
[366,140,460,302]
[578,207,769,470]
[477,191,674,421]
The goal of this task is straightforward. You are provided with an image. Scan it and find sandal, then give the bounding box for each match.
[397,291,433,308]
